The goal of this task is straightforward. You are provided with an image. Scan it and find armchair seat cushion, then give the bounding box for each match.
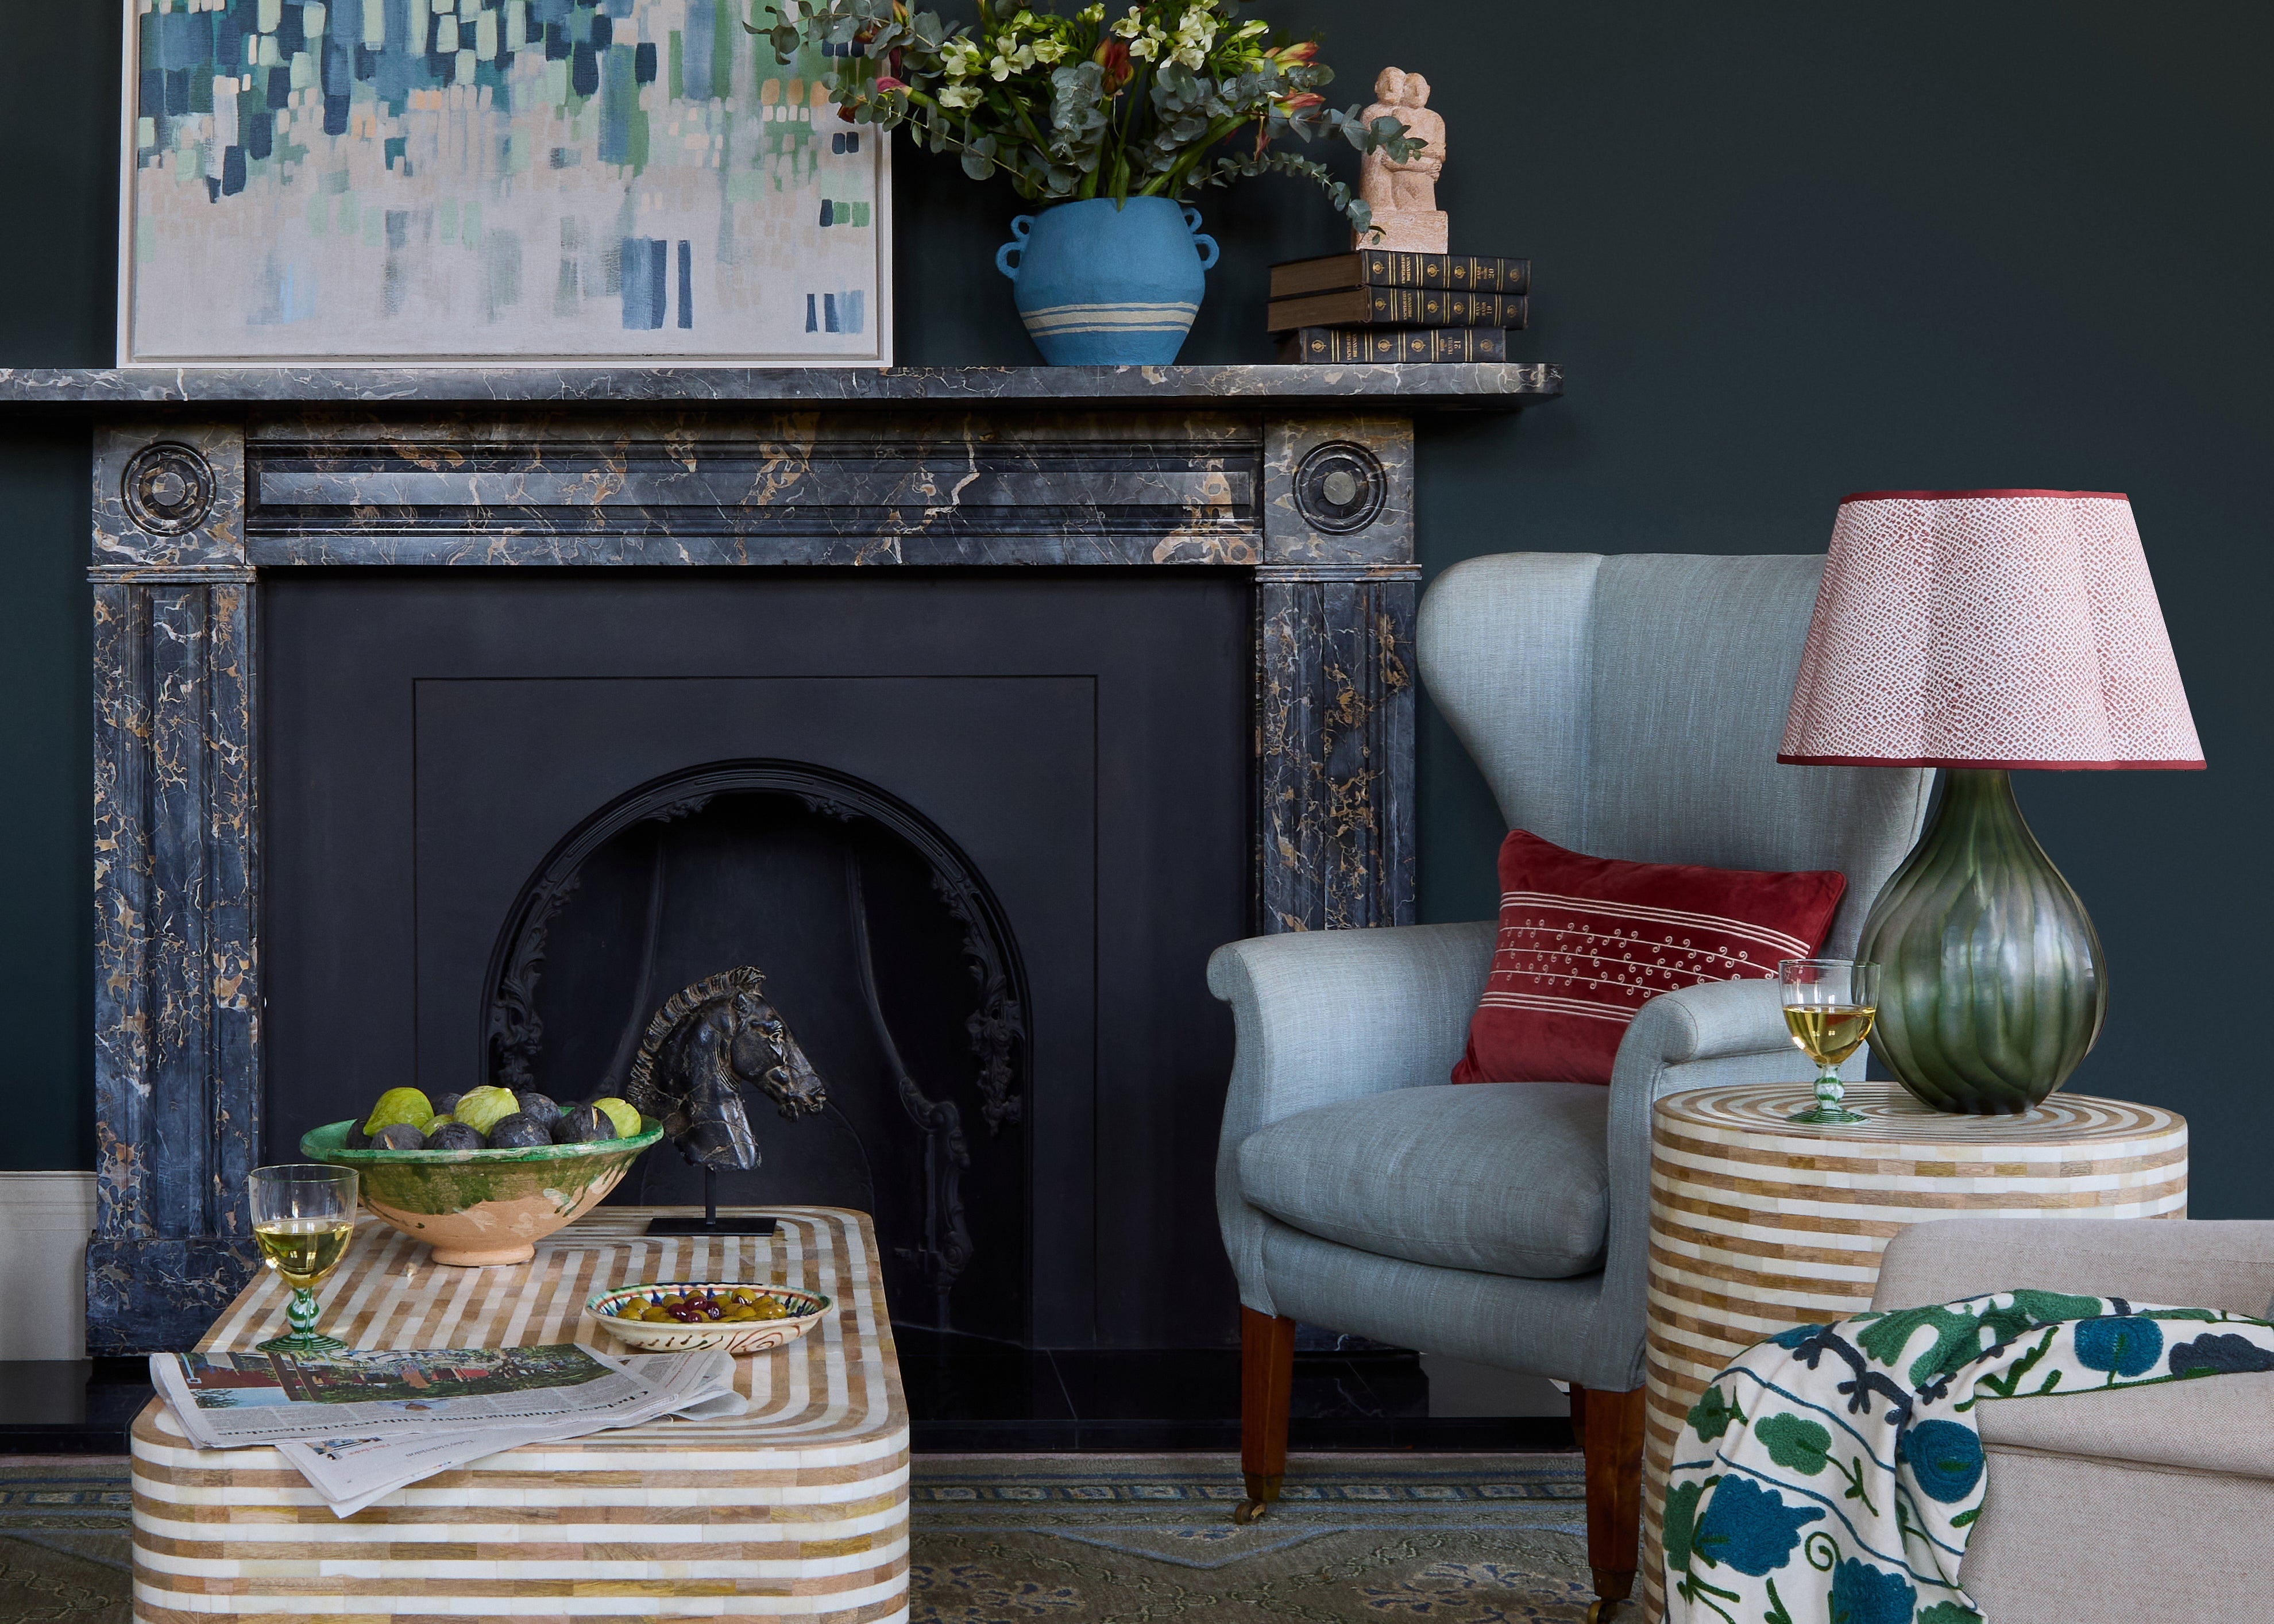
[1236,1082,1609,1280]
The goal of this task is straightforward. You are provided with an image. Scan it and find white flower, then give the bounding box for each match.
[1172,43,1204,68]
[1030,37,1067,63]
[941,37,983,76]
[937,82,980,109]
[988,51,1016,79]
[1128,33,1159,60]
[1111,7,1142,39]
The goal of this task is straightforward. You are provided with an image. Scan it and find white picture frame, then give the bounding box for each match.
[118,0,891,368]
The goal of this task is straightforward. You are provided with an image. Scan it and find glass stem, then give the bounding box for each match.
[287,1286,322,1337]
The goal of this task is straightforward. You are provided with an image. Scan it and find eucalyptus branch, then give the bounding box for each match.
[763,0,1421,223]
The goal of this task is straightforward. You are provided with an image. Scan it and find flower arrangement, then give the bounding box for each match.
[756,1,1426,233]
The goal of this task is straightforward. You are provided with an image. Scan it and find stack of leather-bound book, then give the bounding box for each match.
[1268,249,1530,362]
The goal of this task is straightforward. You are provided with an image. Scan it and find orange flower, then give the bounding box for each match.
[1276,90,1324,113]
[1270,40,1319,68]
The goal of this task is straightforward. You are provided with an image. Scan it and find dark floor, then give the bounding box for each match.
[0,1340,1574,1455]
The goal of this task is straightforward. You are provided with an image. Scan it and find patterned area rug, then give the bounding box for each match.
[0,1452,1605,1623]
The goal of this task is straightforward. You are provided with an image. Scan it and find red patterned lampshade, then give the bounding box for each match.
[1778,488,2204,769]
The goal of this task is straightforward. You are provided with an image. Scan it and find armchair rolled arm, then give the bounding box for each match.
[1209,922,1497,1315]
[1580,976,1842,1391]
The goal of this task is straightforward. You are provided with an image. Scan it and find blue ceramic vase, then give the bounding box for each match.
[995,197,1220,365]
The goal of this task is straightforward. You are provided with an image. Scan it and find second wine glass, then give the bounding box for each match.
[1779,958,1879,1126]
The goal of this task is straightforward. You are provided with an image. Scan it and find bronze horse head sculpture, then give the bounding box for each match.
[621,966,827,1169]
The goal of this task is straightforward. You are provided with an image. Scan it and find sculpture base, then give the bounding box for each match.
[1356,211,1450,253]
[646,1213,779,1236]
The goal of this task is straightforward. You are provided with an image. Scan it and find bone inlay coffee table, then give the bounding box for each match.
[129,1206,908,1622]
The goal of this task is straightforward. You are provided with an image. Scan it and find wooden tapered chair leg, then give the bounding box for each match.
[1233,1308,1296,1525]
[1571,1383,1647,1620]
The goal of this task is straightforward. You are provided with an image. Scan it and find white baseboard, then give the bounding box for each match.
[0,1171,98,1360]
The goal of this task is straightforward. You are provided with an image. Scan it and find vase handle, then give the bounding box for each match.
[1183,206,1220,271]
[995,215,1035,280]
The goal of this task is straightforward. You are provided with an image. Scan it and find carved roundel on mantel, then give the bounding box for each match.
[1292,440,1388,534]
[121,442,217,536]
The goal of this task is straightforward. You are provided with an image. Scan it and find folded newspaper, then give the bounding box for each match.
[150,1343,744,1516]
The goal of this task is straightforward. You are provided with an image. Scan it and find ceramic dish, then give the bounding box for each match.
[301,1117,664,1267]
[586,1282,832,1355]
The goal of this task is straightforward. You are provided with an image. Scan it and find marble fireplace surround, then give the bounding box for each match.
[16,361,1559,1353]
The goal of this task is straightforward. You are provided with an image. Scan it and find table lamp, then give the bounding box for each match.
[1778,489,2204,1114]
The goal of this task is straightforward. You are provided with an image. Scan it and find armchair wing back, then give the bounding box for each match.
[1418,551,1931,953]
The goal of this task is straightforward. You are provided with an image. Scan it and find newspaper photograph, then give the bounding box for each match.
[150,1343,739,1512]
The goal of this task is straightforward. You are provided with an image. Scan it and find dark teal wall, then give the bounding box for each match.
[5,5,2268,1212]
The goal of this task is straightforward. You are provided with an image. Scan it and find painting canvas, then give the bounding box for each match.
[120,0,890,365]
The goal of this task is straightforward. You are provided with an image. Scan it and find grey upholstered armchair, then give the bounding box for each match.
[1210,552,1933,1617]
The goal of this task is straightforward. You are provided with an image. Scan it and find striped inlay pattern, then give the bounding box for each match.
[1639,1085,2185,1623]
[130,1206,909,1623]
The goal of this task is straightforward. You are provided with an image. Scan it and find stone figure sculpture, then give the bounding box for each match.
[1354,67,1449,253]
[623,966,828,1171]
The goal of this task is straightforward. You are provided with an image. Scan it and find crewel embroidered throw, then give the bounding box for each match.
[1664,1291,2274,1624]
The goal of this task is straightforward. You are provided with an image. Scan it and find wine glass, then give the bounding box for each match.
[248,1164,359,1354]
[1779,959,1879,1126]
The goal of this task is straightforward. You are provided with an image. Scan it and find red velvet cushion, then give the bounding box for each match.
[1451,831,1847,1086]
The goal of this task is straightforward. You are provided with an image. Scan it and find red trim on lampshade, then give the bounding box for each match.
[1838,488,2129,504]
[1778,753,2205,770]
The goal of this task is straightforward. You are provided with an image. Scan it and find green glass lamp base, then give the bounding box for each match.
[1858,769,2107,1116]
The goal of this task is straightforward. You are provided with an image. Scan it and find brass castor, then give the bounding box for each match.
[1584,1599,1632,1623]
[1230,1471,1281,1526]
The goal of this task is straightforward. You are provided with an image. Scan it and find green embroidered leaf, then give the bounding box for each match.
[1663,1480,1705,1575]
[1762,1576,1794,1624]
[2006,1289,2102,1325]
[1949,1507,1979,1527]
[2143,1307,2222,1321]
[1756,1413,1832,1476]
[1687,1386,1746,1442]
[1916,1604,1985,1624]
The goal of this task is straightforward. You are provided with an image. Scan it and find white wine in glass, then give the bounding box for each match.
[248,1164,358,1354]
[1779,958,1879,1126]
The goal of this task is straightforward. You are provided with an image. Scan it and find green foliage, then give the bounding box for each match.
[755,0,1426,229]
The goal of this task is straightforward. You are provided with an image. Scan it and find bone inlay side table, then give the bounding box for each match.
[130,1206,909,1622]
[1638,1084,2187,1623]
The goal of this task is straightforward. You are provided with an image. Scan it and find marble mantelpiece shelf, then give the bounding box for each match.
[0,361,1558,411]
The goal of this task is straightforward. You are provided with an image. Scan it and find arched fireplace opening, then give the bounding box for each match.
[480,760,1029,1343]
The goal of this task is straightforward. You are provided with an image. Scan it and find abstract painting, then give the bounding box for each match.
[120,0,890,364]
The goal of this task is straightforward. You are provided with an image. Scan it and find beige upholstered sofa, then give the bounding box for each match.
[1872,1217,2274,1623]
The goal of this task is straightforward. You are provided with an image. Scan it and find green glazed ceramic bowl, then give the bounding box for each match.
[300,1117,663,1268]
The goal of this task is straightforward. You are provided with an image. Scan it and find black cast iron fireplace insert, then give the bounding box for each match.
[484,761,1030,1339]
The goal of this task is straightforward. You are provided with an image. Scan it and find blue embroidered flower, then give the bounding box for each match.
[1692,1476,1824,1576]
[1827,1558,1916,1624]
[1769,1322,1831,1349]
[2073,1314,2163,1380]
[2168,1332,2274,1378]
[1901,1418,1984,1504]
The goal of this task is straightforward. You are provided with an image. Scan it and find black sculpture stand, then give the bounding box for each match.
[645,1166,777,1237]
